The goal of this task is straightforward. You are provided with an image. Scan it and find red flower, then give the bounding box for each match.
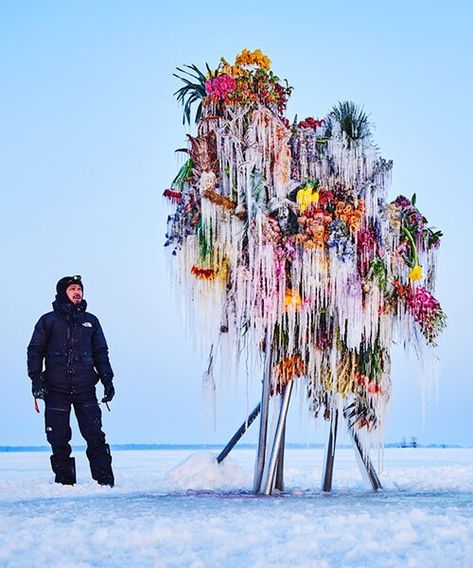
[163,189,182,203]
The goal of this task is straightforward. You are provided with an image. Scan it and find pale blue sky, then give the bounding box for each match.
[1,0,471,447]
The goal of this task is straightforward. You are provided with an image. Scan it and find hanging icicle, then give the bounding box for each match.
[166,49,446,450]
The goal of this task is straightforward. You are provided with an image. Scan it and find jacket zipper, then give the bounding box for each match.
[67,314,73,388]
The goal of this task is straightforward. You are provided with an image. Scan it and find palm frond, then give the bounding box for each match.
[173,63,218,125]
[331,101,371,144]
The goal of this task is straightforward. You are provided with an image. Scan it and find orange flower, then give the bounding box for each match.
[191,265,217,280]
[203,189,236,211]
[334,199,365,232]
[272,355,306,394]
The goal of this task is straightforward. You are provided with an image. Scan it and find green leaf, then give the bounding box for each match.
[171,158,194,190]
[331,101,371,145]
[174,63,209,125]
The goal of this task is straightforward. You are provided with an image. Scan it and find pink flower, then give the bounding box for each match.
[404,286,446,342]
[205,74,236,99]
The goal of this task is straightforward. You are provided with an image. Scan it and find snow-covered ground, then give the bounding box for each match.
[1,448,473,567]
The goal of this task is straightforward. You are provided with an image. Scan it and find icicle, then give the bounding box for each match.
[166,53,445,452]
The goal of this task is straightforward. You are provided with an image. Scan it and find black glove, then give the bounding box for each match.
[32,375,47,400]
[101,380,115,403]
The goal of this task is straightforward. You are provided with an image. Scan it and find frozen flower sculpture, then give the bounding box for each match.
[164,50,446,479]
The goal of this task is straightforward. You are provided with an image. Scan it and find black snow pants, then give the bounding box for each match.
[45,388,113,485]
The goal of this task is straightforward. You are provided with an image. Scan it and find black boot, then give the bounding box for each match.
[88,443,114,487]
[96,470,115,487]
[51,456,76,485]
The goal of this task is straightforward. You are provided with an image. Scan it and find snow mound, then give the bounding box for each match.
[166,451,252,491]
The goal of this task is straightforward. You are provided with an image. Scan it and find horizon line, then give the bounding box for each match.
[0,442,465,452]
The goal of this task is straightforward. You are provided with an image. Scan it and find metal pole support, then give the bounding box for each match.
[263,379,294,495]
[321,407,339,492]
[216,403,261,464]
[349,426,383,491]
[274,402,286,492]
[253,332,273,494]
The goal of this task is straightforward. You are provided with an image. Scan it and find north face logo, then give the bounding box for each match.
[82,322,92,328]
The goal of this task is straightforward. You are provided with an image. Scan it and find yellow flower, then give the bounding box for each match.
[235,48,271,70]
[284,289,302,310]
[220,56,245,78]
[230,65,244,77]
[408,264,423,281]
[296,185,319,213]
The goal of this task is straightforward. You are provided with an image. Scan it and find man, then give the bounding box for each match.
[27,275,115,487]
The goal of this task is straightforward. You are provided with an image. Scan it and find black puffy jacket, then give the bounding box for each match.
[27,298,114,393]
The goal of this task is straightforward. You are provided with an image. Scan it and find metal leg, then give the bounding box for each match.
[321,407,339,492]
[216,403,261,464]
[263,379,294,495]
[274,408,286,491]
[349,426,383,491]
[253,333,273,494]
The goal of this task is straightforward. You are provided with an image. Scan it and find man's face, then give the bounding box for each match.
[66,284,83,304]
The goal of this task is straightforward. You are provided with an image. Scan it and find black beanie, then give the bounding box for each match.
[56,275,84,302]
